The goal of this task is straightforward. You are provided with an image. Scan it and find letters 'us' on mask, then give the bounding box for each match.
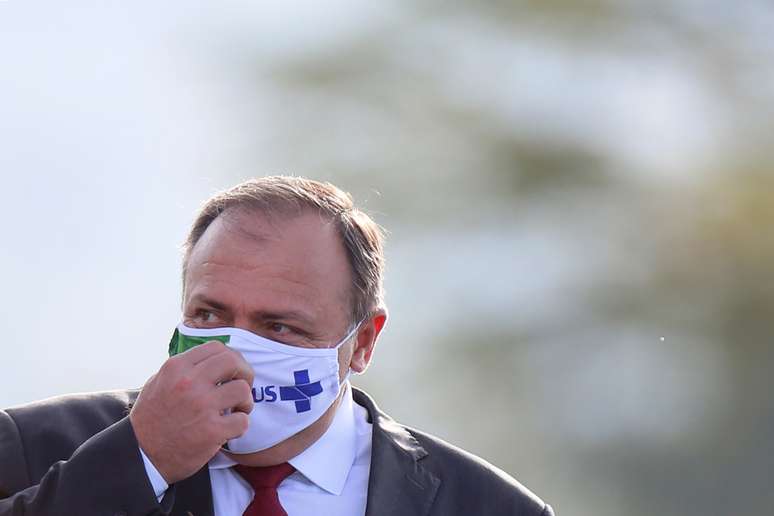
[168,322,358,454]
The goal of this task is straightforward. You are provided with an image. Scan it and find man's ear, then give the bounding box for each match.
[350,309,387,374]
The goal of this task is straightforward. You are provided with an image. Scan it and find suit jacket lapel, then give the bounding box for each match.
[354,389,441,516]
[170,464,214,516]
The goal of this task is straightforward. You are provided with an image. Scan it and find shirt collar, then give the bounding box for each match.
[209,381,358,496]
[288,381,357,495]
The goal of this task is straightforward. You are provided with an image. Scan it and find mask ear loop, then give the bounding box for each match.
[332,318,365,349]
[333,318,365,383]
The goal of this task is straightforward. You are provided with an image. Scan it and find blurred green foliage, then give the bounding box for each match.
[222,2,774,515]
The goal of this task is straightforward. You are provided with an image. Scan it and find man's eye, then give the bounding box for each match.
[197,310,218,323]
[269,322,291,334]
[265,323,311,347]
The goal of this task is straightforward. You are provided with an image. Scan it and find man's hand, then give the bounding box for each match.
[129,341,254,484]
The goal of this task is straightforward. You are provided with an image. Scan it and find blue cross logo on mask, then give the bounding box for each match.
[279,369,324,413]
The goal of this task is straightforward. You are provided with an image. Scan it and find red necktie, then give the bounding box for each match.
[234,463,296,516]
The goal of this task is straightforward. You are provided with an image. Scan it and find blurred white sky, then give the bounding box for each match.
[0,1,412,405]
[0,1,748,445]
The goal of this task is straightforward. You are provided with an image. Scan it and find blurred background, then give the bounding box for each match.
[1,1,773,515]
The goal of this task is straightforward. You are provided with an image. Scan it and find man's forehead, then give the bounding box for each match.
[218,207,284,243]
[190,208,339,269]
[217,206,338,243]
[185,206,352,316]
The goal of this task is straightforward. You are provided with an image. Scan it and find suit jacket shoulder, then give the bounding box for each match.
[0,389,167,516]
[406,425,552,515]
[2,389,140,483]
[354,388,554,516]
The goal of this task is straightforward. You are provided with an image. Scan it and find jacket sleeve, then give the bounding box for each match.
[0,409,175,516]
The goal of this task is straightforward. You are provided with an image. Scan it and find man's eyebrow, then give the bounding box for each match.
[189,294,316,326]
[189,294,228,311]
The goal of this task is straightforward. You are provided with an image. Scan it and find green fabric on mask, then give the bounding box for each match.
[168,328,231,357]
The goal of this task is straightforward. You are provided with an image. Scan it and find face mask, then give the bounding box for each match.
[168,321,360,454]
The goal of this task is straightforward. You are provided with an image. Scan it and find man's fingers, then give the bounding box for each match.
[215,379,254,415]
[220,411,250,440]
[194,347,254,385]
[178,339,230,365]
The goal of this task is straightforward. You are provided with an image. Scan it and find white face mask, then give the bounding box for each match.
[168,321,360,454]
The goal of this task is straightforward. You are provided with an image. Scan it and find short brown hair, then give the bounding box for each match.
[182,176,386,322]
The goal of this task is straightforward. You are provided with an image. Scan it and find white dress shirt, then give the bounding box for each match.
[141,382,373,516]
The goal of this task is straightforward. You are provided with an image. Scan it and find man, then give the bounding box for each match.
[0,176,554,516]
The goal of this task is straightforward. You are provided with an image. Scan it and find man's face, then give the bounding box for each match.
[182,208,368,465]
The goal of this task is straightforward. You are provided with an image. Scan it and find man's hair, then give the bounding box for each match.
[182,176,385,322]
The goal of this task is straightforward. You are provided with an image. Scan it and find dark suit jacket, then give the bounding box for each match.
[0,388,554,516]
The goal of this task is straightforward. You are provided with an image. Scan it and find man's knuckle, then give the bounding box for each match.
[172,374,194,394]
